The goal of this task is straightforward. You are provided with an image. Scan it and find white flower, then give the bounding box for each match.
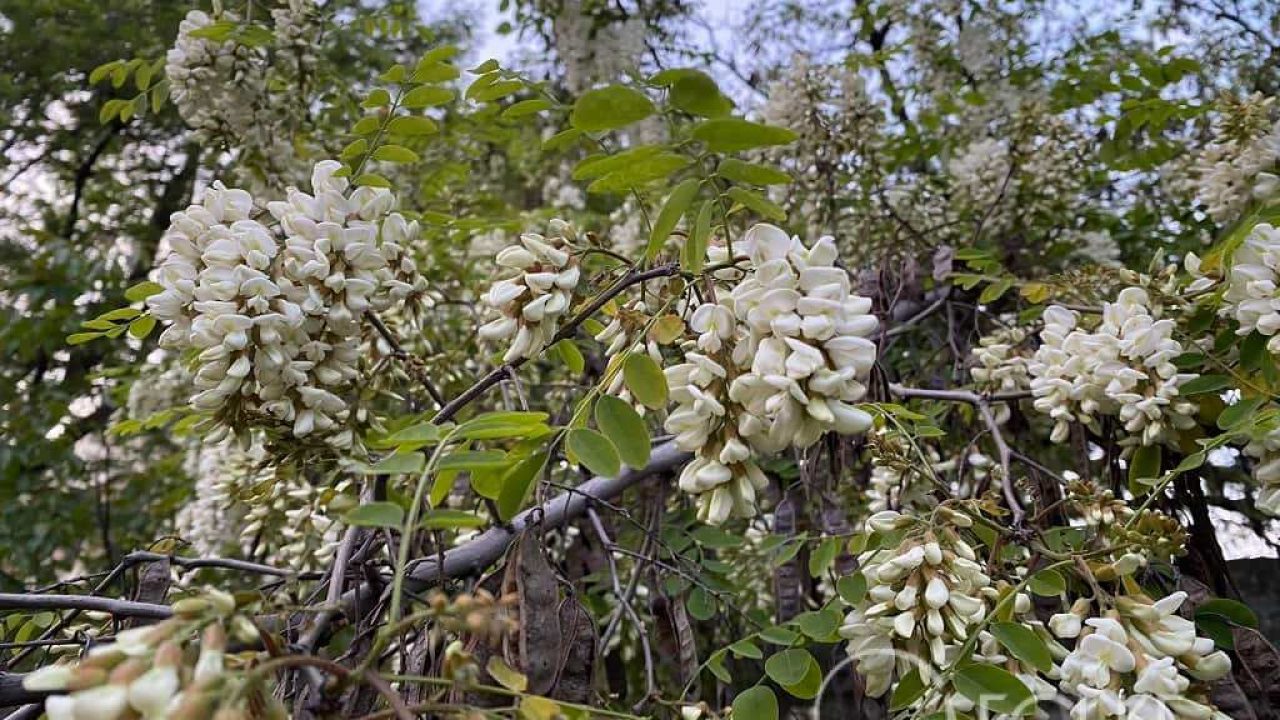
[478,223,581,363]
[1028,287,1197,448]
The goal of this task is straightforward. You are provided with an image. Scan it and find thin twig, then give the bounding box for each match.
[0,594,171,620]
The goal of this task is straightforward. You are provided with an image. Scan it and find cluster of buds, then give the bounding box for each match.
[1064,480,1188,563]
[666,224,878,524]
[478,220,582,362]
[839,509,991,697]
[425,588,519,643]
[23,591,280,720]
[147,160,431,448]
[1051,595,1231,719]
[1028,287,1198,448]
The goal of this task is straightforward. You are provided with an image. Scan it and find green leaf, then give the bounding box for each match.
[594,396,650,468]
[542,127,582,152]
[344,502,404,528]
[127,315,157,339]
[90,61,120,85]
[1195,598,1259,629]
[764,648,812,686]
[952,664,1036,716]
[410,60,459,83]
[502,98,553,118]
[421,509,487,530]
[807,537,840,577]
[570,85,655,132]
[670,70,733,118]
[402,85,455,108]
[779,658,822,700]
[553,339,585,374]
[1241,332,1268,371]
[731,686,778,720]
[354,173,392,188]
[566,428,621,477]
[687,586,715,620]
[1027,567,1066,597]
[623,354,669,409]
[361,88,392,108]
[990,622,1053,673]
[340,139,368,160]
[378,64,406,83]
[486,656,528,692]
[373,145,420,163]
[707,648,732,683]
[726,187,786,222]
[368,422,441,451]
[890,667,926,711]
[757,626,799,645]
[387,115,438,136]
[979,279,1015,304]
[97,306,142,322]
[682,200,714,273]
[124,281,163,303]
[588,154,689,194]
[1218,396,1268,430]
[837,573,868,604]
[471,58,500,74]
[362,452,426,475]
[497,451,548,521]
[1178,374,1232,396]
[352,116,381,135]
[717,158,791,186]
[1128,444,1161,489]
[729,639,763,659]
[472,80,523,103]
[690,526,742,548]
[455,411,550,440]
[67,332,104,345]
[795,608,840,640]
[647,178,700,261]
[692,118,797,153]
[437,450,509,471]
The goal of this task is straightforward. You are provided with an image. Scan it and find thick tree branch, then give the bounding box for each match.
[0,593,171,619]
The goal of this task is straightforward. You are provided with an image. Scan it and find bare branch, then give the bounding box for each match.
[0,593,171,620]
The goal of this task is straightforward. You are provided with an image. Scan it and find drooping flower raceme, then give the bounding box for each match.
[665,223,878,524]
[1178,93,1280,223]
[1224,222,1280,354]
[478,220,582,363]
[840,510,993,700]
[147,160,430,447]
[165,3,319,184]
[1052,595,1230,720]
[1028,287,1198,447]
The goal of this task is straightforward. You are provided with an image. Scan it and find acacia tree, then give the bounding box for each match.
[4,1,1280,719]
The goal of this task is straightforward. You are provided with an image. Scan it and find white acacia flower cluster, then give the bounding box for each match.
[969,325,1031,423]
[665,224,878,524]
[1224,222,1280,354]
[761,54,882,240]
[23,593,278,720]
[478,220,582,363]
[840,510,992,698]
[1051,595,1231,720]
[147,160,430,447]
[1180,94,1280,222]
[165,4,319,187]
[1028,288,1198,447]
[1241,422,1280,516]
[551,0,646,94]
[949,137,1013,211]
[176,441,347,572]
